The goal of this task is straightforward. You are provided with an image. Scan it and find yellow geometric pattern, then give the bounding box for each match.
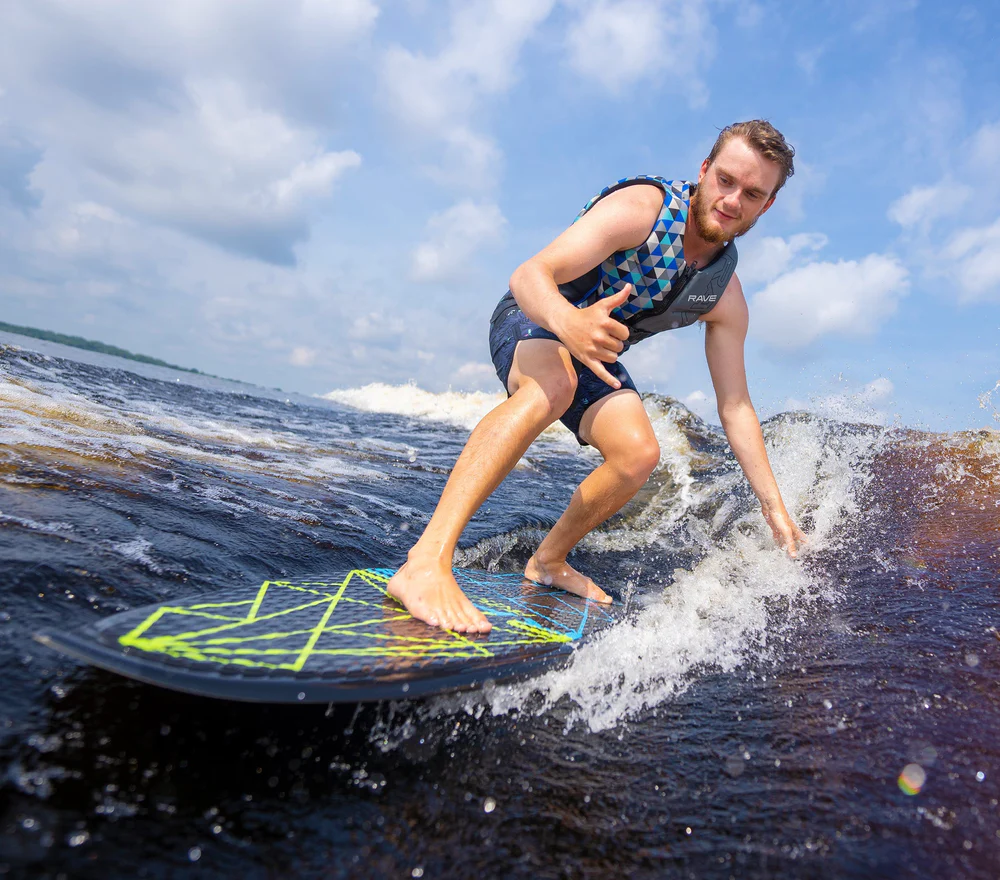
[117,569,593,674]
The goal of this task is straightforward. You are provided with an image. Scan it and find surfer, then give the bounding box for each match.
[389,120,806,633]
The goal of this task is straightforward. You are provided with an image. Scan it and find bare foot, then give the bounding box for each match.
[524,555,612,604]
[387,557,492,633]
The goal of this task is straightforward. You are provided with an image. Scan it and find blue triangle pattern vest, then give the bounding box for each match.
[558,176,739,344]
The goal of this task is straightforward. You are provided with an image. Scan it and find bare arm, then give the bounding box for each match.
[703,275,806,557]
[509,183,664,388]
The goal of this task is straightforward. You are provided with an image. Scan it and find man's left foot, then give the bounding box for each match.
[524,555,612,603]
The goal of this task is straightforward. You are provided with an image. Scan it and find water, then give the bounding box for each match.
[0,336,997,879]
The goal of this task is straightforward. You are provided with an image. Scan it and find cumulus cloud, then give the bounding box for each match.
[564,0,714,102]
[0,0,374,264]
[452,361,498,390]
[682,389,717,422]
[84,79,361,264]
[750,254,909,350]
[887,119,1000,301]
[410,201,507,283]
[944,217,1000,300]
[887,181,971,229]
[0,125,43,211]
[738,233,828,287]
[379,0,555,184]
[290,345,318,367]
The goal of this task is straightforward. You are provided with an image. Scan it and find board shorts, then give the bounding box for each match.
[488,292,638,446]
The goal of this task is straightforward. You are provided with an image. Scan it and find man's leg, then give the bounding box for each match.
[525,389,660,601]
[388,339,579,633]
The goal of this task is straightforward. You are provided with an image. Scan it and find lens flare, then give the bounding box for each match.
[898,763,927,795]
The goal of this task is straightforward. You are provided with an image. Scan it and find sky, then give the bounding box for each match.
[1,0,999,431]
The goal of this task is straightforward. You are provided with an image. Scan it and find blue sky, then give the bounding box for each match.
[1,0,998,430]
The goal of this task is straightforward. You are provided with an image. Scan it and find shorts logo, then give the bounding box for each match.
[688,294,718,304]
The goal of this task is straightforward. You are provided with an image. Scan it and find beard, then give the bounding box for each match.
[690,186,759,243]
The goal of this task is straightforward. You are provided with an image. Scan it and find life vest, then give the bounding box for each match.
[558,176,739,344]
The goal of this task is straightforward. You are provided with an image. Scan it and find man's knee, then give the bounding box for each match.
[518,370,577,423]
[612,434,660,486]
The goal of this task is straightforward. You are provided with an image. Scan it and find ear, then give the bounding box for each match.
[758,194,776,217]
[698,157,710,184]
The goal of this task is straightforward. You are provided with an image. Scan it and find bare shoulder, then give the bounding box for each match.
[514,181,664,286]
[702,271,748,328]
[578,182,664,245]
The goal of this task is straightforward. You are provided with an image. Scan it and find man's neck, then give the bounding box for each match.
[682,223,725,268]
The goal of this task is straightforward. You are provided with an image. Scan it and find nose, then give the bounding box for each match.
[721,189,741,214]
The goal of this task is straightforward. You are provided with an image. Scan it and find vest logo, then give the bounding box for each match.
[688,294,718,304]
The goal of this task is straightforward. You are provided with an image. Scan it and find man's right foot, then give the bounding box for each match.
[524,555,612,604]
[387,558,492,633]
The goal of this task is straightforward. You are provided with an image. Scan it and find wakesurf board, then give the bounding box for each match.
[35,568,623,703]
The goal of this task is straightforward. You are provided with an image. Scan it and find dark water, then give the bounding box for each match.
[0,338,997,879]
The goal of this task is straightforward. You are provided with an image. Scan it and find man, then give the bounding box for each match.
[388,120,806,634]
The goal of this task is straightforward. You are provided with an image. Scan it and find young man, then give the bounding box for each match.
[389,120,806,634]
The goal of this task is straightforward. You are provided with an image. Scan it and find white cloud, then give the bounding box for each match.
[452,361,498,390]
[0,1,373,264]
[773,158,825,223]
[887,181,971,229]
[803,375,897,426]
[410,200,507,283]
[859,376,894,402]
[852,0,918,33]
[379,0,555,184]
[682,389,716,422]
[738,233,828,287]
[750,255,910,350]
[80,78,362,264]
[968,121,1000,173]
[290,345,318,367]
[943,217,1000,301]
[564,0,714,102]
[350,312,407,343]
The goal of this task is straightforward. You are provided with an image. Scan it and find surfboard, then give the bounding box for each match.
[35,568,623,703]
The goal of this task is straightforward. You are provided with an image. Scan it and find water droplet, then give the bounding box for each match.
[412,869,425,878]
[976,771,985,782]
[484,797,496,813]
[188,846,202,861]
[966,653,980,667]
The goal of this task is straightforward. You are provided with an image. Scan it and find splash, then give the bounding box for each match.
[322,382,574,442]
[420,412,887,733]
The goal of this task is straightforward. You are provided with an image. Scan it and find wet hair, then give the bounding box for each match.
[707,120,795,196]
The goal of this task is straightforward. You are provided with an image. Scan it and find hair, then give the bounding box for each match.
[706,120,795,196]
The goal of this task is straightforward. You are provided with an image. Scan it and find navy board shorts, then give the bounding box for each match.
[488,292,638,446]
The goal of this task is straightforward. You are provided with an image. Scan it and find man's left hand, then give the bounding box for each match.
[762,505,807,559]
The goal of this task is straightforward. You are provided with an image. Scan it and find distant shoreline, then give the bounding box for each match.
[0,321,204,375]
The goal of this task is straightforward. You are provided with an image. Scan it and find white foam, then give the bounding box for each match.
[109,537,162,573]
[0,374,384,484]
[425,413,888,733]
[322,382,575,442]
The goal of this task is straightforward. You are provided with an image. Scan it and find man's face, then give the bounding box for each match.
[690,138,781,244]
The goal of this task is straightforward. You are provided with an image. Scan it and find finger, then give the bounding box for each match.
[600,285,632,311]
[607,320,631,341]
[585,358,622,389]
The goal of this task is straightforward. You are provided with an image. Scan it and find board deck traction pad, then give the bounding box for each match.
[36,568,622,703]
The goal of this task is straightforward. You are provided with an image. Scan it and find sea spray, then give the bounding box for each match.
[407,411,890,735]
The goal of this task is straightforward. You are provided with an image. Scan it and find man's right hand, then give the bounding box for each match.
[553,285,633,388]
